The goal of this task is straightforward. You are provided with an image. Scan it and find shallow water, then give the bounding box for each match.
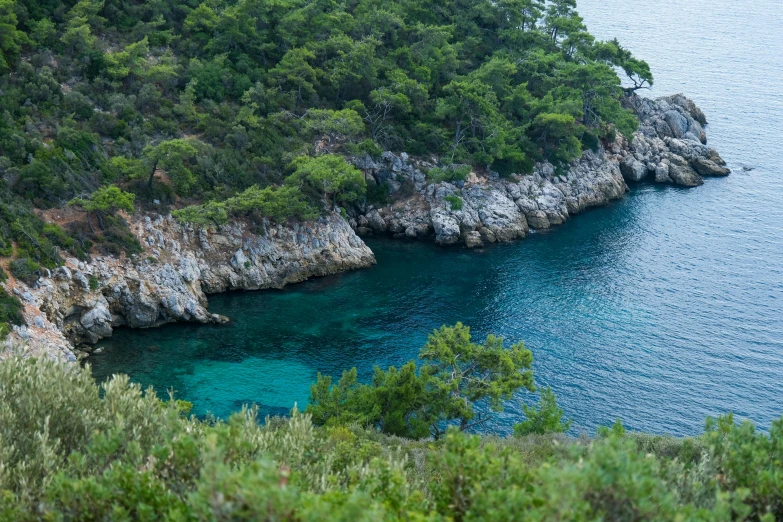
[90,0,783,436]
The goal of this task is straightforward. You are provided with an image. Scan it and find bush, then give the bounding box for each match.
[427,165,471,184]
[173,185,319,226]
[9,258,41,286]
[444,195,463,211]
[514,387,571,436]
[0,354,781,519]
[0,287,24,338]
[366,182,390,206]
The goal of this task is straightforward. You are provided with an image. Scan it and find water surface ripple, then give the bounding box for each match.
[91,0,783,436]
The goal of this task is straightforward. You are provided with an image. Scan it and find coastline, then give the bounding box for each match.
[0,94,729,361]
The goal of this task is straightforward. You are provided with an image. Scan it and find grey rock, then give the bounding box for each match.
[620,157,649,182]
[526,210,550,230]
[431,210,461,245]
[366,209,387,233]
[692,158,731,177]
[664,110,689,138]
[464,231,483,248]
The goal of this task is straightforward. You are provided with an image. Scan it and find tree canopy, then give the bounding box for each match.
[307,323,536,439]
[0,0,651,213]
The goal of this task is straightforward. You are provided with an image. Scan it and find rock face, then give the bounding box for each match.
[351,94,728,248]
[2,213,374,357]
[352,146,627,248]
[620,94,730,185]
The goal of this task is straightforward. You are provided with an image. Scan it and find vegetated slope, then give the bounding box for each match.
[0,0,652,335]
[0,352,780,521]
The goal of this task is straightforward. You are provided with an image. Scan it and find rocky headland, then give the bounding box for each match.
[1,94,728,361]
[348,94,729,248]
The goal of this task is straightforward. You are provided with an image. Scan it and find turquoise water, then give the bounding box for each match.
[90,1,783,436]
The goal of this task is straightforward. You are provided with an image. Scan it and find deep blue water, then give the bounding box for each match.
[90,1,783,436]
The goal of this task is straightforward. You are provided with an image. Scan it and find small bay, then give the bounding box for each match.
[91,0,783,436]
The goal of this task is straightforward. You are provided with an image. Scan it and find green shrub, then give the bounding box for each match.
[9,258,41,286]
[514,387,571,436]
[444,195,463,211]
[427,165,471,184]
[0,353,781,519]
[173,185,320,226]
[88,275,99,291]
[366,182,390,206]
[0,287,24,337]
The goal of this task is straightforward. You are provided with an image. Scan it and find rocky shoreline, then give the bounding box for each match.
[1,93,728,361]
[348,94,729,248]
[2,214,374,361]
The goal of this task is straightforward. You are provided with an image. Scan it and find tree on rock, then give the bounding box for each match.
[70,185,135,231]
[286,154,365,209]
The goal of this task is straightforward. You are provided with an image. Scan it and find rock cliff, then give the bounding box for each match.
[349,94,728,247]
[2,213,374,360]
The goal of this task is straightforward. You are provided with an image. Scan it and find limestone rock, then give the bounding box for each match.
[464,231,483,248]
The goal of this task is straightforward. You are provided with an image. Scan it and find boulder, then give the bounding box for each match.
[365,209,387,233]
[665,156,703,187]
[431,210,461,245]
[620,157,649,182]
[692,158,730,177]
[464,231,483,249]
[525,210,550,230]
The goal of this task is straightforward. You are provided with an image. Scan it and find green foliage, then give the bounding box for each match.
[173,184,319,226]
[444,195,463,211]
[287,154,366,207]
[0,0,25,73]
[427,165,471,184]
[0,194,85,266]
[1,354,782,519]
[70,185,136,215]
[0,0,650,244]
[171,200,229,226]
[514,386,572,436]
[0,286,23,337]
[308,323,535,439]
[9,257,41,286]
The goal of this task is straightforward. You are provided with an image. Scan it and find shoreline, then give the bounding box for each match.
[1,93,729,362]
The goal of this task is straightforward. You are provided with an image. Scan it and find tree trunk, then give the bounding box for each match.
[148,160,158,189]
[86,212,95,234]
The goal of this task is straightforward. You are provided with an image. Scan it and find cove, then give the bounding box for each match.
[90,178,783,436]
[90,0,783,436]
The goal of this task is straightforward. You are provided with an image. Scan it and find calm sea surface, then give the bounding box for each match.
[91,1,783,436]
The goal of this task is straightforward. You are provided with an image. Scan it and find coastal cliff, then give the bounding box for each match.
[349,94,729,248]
[1,94,727,360]
[2,214,374,360]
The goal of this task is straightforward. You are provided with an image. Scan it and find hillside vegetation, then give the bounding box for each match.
[0,344,781,521]
[0,0,654,334]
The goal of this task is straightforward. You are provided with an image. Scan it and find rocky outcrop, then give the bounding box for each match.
[619,94,730,186]
[2,213,374,357]
[351,94,728,248]
[352,146,628,247]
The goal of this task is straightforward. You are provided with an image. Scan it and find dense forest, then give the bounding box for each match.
[1,325,781,521]
[0,0,656,335]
